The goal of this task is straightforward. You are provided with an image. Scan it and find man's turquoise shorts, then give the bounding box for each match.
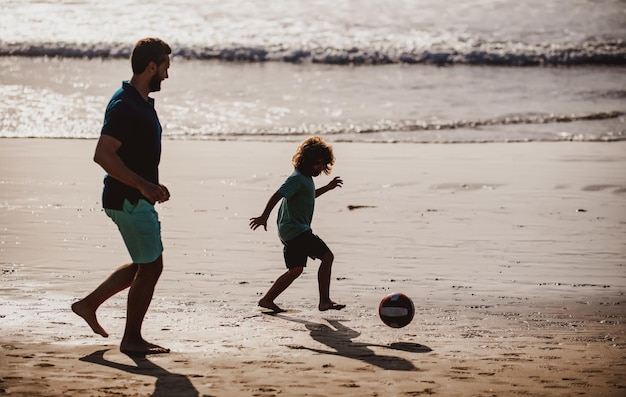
[105,199,163,264]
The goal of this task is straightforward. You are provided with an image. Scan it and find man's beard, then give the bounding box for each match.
[149,74,162,92]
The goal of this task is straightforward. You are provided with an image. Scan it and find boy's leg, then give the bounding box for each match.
[259,267,303,312]
[318,251,345,311]
[72,262,139,337]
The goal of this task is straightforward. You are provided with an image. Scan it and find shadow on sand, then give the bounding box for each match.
[80,349,200,397]
[270,314,432,371]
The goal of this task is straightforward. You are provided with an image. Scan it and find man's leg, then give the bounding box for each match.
[72,262,139,337]
[120,254,168,355]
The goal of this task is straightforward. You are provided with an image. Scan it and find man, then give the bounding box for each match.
[72,38,172,356]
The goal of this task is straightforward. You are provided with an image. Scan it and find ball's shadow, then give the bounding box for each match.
[270,314,432,371]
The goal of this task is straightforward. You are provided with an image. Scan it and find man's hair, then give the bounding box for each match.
[292,136,335,175]
[131,38,172,74]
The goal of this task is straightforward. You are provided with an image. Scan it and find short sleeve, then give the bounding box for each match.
[101,100,132,142]
[278,173,302,199]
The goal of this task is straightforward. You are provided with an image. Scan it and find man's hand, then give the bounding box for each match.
[141,183,170,204]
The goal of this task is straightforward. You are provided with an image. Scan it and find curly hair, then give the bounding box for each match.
[131,37,172,75]
[292,136,335,175]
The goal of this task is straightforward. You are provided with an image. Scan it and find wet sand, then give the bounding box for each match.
[1,139,625,396]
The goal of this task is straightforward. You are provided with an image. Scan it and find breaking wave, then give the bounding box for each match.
[1,39,625,66]
[168,111,625,141]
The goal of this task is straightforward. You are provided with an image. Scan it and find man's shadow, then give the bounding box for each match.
[80,349,199,397]
[271,314,432,371]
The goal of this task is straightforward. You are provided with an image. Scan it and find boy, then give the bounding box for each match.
[250,136,345,313]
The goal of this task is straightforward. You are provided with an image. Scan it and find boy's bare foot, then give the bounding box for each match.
[71,301,109,337]
[319,301,346,311]
[258,299,286,313]
[121,341,170,357]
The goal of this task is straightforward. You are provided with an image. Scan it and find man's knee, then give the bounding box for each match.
[137,255,163,278]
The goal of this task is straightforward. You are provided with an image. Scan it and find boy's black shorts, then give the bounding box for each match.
[282,230,330,269]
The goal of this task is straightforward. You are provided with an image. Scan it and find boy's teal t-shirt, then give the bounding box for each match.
[277,169,315,241]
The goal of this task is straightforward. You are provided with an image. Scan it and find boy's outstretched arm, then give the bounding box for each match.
[315,176,343,198]
[250,191,283,231]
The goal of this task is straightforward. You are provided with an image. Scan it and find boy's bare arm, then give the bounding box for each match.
[315,176,343,198]
[249,191,283,231]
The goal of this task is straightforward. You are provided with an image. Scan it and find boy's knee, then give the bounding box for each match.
[288,267,304,277]
[321,251,334,264]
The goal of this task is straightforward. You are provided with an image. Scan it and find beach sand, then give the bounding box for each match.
[0,138,624,396]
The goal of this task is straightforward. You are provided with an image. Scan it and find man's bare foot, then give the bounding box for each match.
[258,299,286,313]
[319,301,346,311]
[71,300,109,337]
[120,341,170,357]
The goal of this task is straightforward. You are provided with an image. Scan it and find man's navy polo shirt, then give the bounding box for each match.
[100,81,162,210]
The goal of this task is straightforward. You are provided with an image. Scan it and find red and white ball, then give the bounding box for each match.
[378,292,415,328]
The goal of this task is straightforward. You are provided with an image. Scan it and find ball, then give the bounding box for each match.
[378,292,415,328]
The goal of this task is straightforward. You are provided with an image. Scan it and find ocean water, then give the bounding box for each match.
[1,0,625,143]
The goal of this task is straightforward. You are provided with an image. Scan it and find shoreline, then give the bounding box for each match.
[3,135,626,144]
[2,55,625,143]
[1,138,625,396]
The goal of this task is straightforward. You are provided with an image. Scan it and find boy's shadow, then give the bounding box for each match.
[271,314,432,371]
[79,349,199,397]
